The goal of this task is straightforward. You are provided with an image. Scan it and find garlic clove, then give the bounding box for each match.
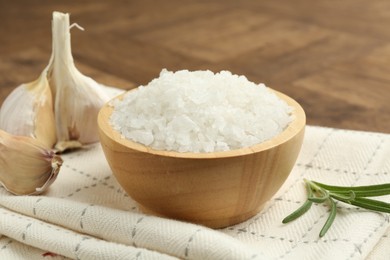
[0,129,62,195]
[0,68,56,149]
[48,12,109,151]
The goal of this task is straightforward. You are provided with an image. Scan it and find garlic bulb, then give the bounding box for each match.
[0,11,110,195]
[48,12,109,151]
[0,12,110,152]
[0,129,62,195]
[0,68,56,149]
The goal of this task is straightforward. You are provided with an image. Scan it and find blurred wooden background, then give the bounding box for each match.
[0,0,389,133]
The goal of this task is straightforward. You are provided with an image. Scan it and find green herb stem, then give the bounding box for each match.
[283,179,390,237]
[312,181,390,197]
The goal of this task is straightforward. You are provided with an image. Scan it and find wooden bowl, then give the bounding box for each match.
[98,89,305,228]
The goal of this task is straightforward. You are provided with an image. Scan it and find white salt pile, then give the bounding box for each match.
[110,69,293,153]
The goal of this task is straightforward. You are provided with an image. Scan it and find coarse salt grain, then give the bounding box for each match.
[110,69,293,153]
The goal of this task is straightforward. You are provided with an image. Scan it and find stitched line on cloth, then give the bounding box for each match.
[297,163,358,174]
[0,239,13,250]
[336,129,385,138]
[184,228,202,259]
[230,130,335,235]
[277,134,386,258]
[65,148,90,160]
[350,137,385,186]
[21,223,32,240]
[101,176,117,191]
[135,251,142,259]
[74,236,91,260]
[131,216,145,247]
[62,148,130,198]
[277,209,331,259]
[274,198,303,204]
[63,175,111,197]
[348,216,389,259]
[64,164,98,181]
[226,226,352,244]
[344,137,386,259]
[1,208,74,237]
[296,163,388,176]
[33,198,43,216]
[282,135,385,258]
[275,199,379,212]
[60,173,129,199]
[80,204,94,229]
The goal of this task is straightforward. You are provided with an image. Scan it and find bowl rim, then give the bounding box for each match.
[98,87,306,159]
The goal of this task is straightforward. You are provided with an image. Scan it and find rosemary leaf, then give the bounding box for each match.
[282,200,313,223]
[347,197,390,213]
[319,198,337,237]
[313,181,390,197]
[282,182,313,223]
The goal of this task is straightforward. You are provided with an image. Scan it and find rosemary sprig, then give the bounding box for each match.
[282,179,390,237]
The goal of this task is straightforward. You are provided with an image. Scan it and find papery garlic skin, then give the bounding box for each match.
[0,11,109,152]
[0,130,62,195]
[0,69,56,149]
[48,12,109,151]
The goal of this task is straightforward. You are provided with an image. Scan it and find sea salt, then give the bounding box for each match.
[110,69,293,153]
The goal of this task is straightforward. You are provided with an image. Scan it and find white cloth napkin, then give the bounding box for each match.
[0,88,389,259]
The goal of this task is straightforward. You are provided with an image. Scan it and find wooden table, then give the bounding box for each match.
[0,0,389,133]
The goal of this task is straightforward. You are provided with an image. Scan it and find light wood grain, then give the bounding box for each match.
[98,89,305,228]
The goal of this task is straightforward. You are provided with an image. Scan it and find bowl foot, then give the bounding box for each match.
[138,204,264,229]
